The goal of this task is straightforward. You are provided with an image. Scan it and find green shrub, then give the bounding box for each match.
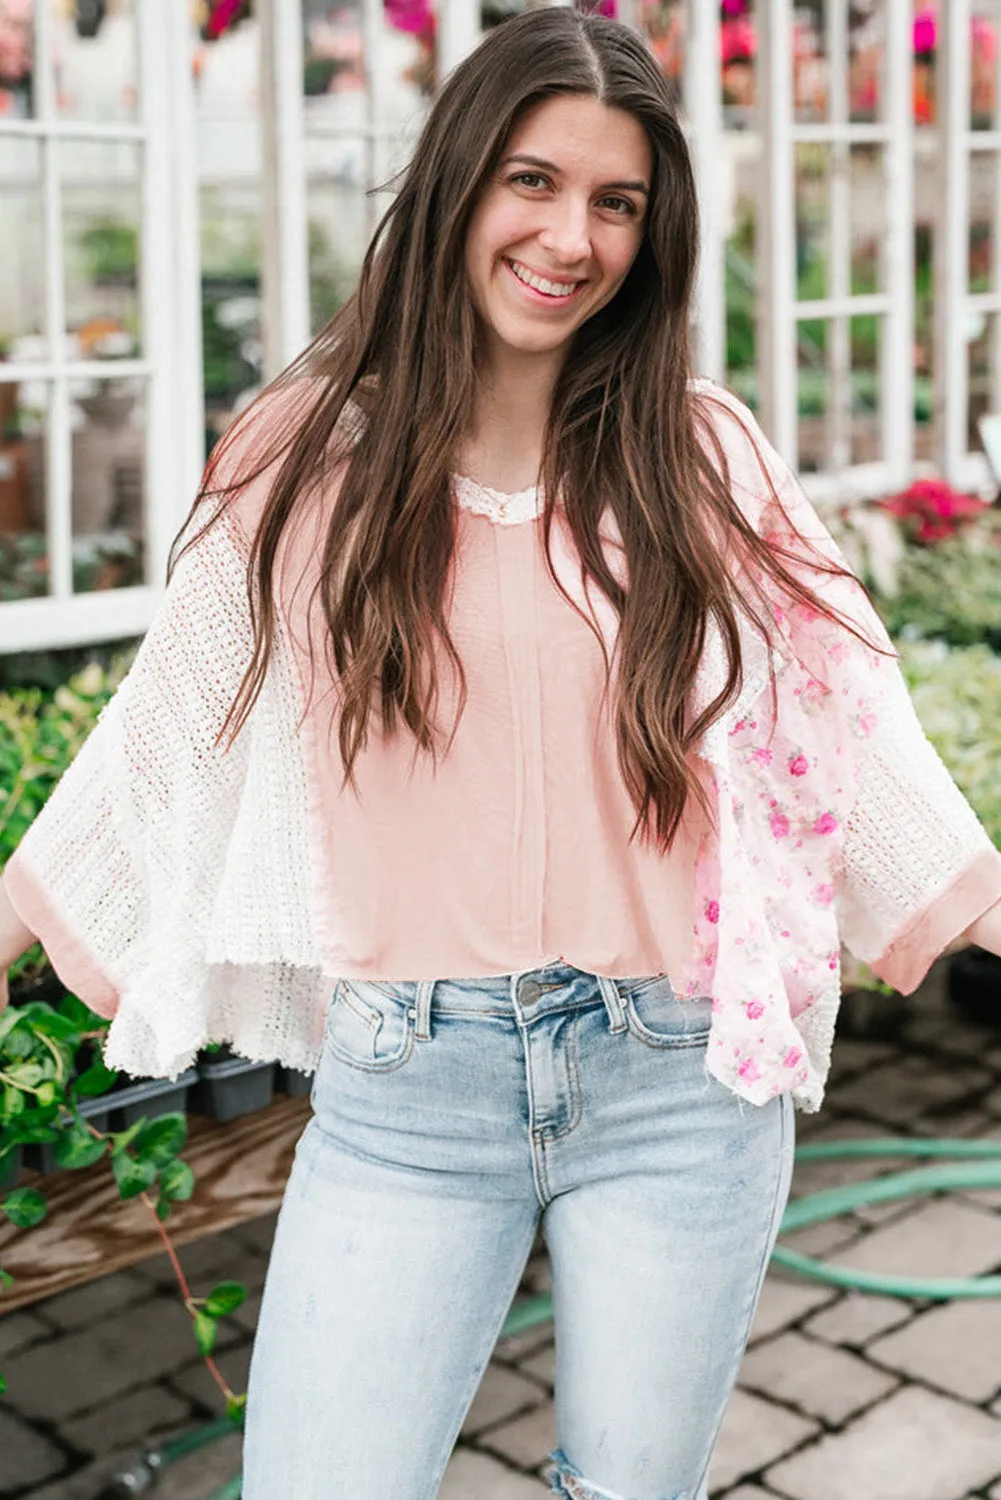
[878,535,1001,650]
[901,640,1001,849]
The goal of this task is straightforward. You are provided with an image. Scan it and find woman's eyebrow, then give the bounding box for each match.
[499,152,650,195]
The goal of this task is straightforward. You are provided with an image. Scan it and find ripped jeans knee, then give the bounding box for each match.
[547,1447,688,1500]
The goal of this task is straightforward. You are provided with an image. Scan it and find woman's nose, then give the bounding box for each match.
[537,202,592,266]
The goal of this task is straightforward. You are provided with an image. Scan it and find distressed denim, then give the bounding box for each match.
[243,963,795,1500]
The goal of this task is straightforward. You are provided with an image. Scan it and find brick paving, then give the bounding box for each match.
[3,960,1001,1498]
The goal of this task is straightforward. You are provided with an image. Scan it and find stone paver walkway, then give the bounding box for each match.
[3,958,1001,1498]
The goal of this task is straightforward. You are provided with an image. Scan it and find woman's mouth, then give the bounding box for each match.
[505,258,586,304]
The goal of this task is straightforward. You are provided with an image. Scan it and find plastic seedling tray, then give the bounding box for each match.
[274,1064,314,1098]
[22,1069,199,1175]
[0,1145,22,1193]
[106,1068,200,1131]
[190,1049,276,1122]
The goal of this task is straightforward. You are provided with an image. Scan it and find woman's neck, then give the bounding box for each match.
[458,345,561,494]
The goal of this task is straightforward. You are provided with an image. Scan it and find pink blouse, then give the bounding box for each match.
[8,381,1001,1109]
[287,474,708,984]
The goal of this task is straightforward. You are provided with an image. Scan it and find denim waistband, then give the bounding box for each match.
[345,963,680,1042]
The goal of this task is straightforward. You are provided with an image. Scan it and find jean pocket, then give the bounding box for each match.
[322,980,416,1073]
[620,976,713,1050]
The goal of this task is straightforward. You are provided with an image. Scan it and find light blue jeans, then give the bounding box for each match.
[243,964,795,1500]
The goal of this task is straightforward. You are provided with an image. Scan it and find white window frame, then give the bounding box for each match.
[937,0,1001,491]
[757,0,914,506]
[0,2,203,655]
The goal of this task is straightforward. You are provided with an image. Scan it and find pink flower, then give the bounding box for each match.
[858,712,877,738]
[789,754,809,776]
[814,812,839,835]
[750,746,773,766]
[812,883,835,906]
[705,900,720,924]
[737,1056,761,1082]
[784,1048,804,1069]
[744,1000,765,1021]
[770,812,790,840]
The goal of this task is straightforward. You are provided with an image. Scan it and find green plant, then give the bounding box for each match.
[0,658,135,989]
[0,995,247,1417]
[77,220,138,284]
[901,639,1001,849]
[876,530,1001,650]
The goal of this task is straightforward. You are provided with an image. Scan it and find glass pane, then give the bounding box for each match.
[796,143,831,303]
[641,0,684,112]
[70,374,144,593]
[970,150,999,293]
[797,318,829,474]
[201,185,262,449]
[850,0,885,123]
[914,223,935,460]
[0,0,34,119]
[725,178,757,407]
[0,136,46,356]
[308,177,365,337]
[794,0,829,125]
[968,310,1000,452]
[62,138,141,360]
[913,0,936,128]
[53,0,138,124]
[195,8,262,453]
[851,143,885,295]
[851,312,881,465]
[971,2,1000,131]
[721,0,757,128]
[0,379,48,602]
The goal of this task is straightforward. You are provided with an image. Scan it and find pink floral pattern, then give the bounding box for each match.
[680,406,903,1110]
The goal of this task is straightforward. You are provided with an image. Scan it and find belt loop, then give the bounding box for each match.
[597,974,628,1034]
[413,980,435,1042]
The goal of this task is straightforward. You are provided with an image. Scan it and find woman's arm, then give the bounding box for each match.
[0,870,39,1012]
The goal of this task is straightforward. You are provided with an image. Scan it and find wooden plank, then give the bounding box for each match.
[0,1096,312,1313]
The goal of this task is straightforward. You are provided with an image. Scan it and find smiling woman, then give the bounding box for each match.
[4,9,1001,1500]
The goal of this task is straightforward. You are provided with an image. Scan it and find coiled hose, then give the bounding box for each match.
[97,1136,1001,1499]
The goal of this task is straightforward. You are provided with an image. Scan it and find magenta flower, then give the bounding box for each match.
[705,899,721,924]
[384,0,433,36]
[737,1056,762,1082]
[788,754,809,777]
[783,1047,804,1069]
[812,883,836,906]
[744,1000,765,1021]
[770,812,790,840]
[814,812,839,836]
[913,9,936,57]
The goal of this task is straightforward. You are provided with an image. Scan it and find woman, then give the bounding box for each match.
[2,11,1000,1499]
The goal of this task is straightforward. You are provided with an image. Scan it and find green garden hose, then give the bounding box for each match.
[108,1136,1001,1500]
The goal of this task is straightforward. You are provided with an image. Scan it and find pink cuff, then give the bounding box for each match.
[4,853,120,1019]
[873,845,1001,995]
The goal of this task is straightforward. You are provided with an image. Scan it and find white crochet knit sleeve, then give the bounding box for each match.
[836,656,998,983]
[9,507,326,1078]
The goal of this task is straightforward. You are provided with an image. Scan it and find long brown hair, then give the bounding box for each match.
[176,8,863,851]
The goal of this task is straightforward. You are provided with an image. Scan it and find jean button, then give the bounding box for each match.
[520,980,543,1006]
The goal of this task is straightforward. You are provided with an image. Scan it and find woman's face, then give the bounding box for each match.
[464,94,652,367]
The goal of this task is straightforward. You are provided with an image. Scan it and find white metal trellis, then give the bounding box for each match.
[938,0,1001,491]
[0,2,202,655]
[757,0,914,505]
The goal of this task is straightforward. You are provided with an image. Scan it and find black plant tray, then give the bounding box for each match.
[22,1069,199,1175]
[0,1145,23,1194]
[189,1048,276,1122]
[274,1064,314,1098]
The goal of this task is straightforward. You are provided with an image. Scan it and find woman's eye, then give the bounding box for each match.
[599,195,638,217]
[510,172,548,190]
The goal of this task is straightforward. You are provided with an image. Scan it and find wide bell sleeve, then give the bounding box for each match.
[3,497,327,1079]
[700,382,1001,996]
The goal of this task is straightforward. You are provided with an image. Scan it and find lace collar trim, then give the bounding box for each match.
[451,473,545,526]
